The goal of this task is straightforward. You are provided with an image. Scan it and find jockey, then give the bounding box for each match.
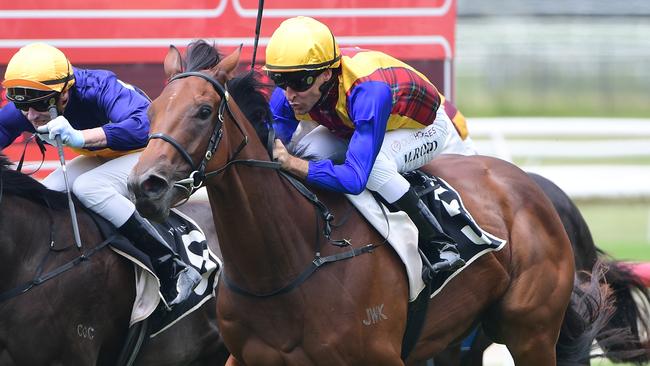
[266,16,466,274]
[0,43,200,308]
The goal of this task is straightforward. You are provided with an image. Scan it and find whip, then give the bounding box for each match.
[46,99,83,249]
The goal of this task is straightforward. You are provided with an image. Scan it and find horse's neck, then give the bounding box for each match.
[0,197,63,283]
[206,145,318,291]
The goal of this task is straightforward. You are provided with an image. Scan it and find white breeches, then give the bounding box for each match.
[42,152,141,227]
[290,105,469,203]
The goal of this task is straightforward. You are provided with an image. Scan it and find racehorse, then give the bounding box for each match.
[128,40,617,365]
[0,155,228,365]
[434,172,650,365]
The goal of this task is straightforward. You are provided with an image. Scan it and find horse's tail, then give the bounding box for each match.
[595,258,650,363]
[556,260,647,366]
[556,260,628,365]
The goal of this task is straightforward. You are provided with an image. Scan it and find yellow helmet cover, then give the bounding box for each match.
[265,16,341,72]
[3,43,75,92]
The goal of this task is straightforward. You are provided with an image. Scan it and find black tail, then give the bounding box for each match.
[597,258,650,363]
[557,261,650,365]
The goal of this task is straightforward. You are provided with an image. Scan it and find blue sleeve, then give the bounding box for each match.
[306,81,392,194]
[95,74,151,150]
[0,103,33,149]
[269,87,299,144]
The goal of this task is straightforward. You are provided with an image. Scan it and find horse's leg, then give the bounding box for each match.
[486,264,571,366]
[487,219,573,365]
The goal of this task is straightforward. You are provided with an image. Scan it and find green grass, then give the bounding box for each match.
[455,77,650,118]
[574,201,650,261]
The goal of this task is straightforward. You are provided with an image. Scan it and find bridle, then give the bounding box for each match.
[147,69,381,298]
[149,71,274,200]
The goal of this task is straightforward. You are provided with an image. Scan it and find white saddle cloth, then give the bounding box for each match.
[345,190,425,301]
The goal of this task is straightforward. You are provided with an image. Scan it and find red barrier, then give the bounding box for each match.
[629,262,650,287]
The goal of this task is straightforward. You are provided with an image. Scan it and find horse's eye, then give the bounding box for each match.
[198,106,212,120]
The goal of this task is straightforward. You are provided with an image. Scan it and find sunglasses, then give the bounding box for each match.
[14,99,56,112]
[269,70,324,92]
[7,88,59,112]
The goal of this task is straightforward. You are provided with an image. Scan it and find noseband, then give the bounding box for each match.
[149,71,251,196]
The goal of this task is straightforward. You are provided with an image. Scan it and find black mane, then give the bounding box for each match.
[184,40,223,72]
[0,154,68,210]
[184,40,273,146]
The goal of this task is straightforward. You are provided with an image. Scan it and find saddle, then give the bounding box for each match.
[86,207,221,337]
[372,170,506,288]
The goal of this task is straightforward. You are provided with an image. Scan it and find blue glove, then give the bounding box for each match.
[41,116,85,148]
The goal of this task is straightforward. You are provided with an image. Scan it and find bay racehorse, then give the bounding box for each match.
[434,172,650,365]
[0,155,228,365]
[128,41,616,365]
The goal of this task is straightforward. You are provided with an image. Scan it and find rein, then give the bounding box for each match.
[0,169,113,303]
[0,233,114,303]
[15,134,47,175]
[152,71,381,298]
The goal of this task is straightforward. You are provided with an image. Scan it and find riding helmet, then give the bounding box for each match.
[264,16,341,72]
[3,43,75,98]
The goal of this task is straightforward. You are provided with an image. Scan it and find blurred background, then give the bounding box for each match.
[456,0,650,117]
[454,0,650,268]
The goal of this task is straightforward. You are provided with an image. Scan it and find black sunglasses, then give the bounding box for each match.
[14,99,56,112]
[269,70,324,92]
[7,88,59,112]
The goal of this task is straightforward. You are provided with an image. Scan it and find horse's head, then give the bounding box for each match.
[128,41,261,221]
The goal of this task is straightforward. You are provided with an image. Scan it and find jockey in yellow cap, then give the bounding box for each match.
[266,17,472,275]
[1,43,200,308]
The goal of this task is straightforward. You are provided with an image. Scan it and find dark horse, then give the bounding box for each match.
[434,172,650,365]
[128,41,617,365]
[0,155,228,365]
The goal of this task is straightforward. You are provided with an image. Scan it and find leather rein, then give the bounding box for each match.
[151,71,378,298]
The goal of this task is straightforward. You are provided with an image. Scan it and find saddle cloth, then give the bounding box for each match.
[95,208,221,337]
[346,174,506,301]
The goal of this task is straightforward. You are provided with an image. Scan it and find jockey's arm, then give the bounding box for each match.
[96,75,151,151]
[80,127,108,148]
[269,87,299,144]
[304,82,392,194]
[0,105,24,149]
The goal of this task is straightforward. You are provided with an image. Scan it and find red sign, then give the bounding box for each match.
[1,1,456,176]
[0,0,455,64]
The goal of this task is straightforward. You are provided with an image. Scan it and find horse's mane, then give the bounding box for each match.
[0,154,68,210]
[184,40,273,147]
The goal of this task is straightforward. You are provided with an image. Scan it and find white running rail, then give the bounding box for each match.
[468,117,650,199]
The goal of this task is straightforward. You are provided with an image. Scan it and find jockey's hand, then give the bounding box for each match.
[273,139,309,179]
[36,116,85,148]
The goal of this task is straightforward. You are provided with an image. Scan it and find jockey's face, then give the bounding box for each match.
[283,69,332,115]
[22,90,69,128]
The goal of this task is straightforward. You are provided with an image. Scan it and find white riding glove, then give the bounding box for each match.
[36,116,85,148]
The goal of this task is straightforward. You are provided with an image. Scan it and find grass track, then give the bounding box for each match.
[575,201,650,261]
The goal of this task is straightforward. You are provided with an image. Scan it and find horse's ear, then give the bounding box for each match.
[210,44,242,79]
[164,45,184,79]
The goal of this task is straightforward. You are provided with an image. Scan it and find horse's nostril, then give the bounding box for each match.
[141,175,169,197]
